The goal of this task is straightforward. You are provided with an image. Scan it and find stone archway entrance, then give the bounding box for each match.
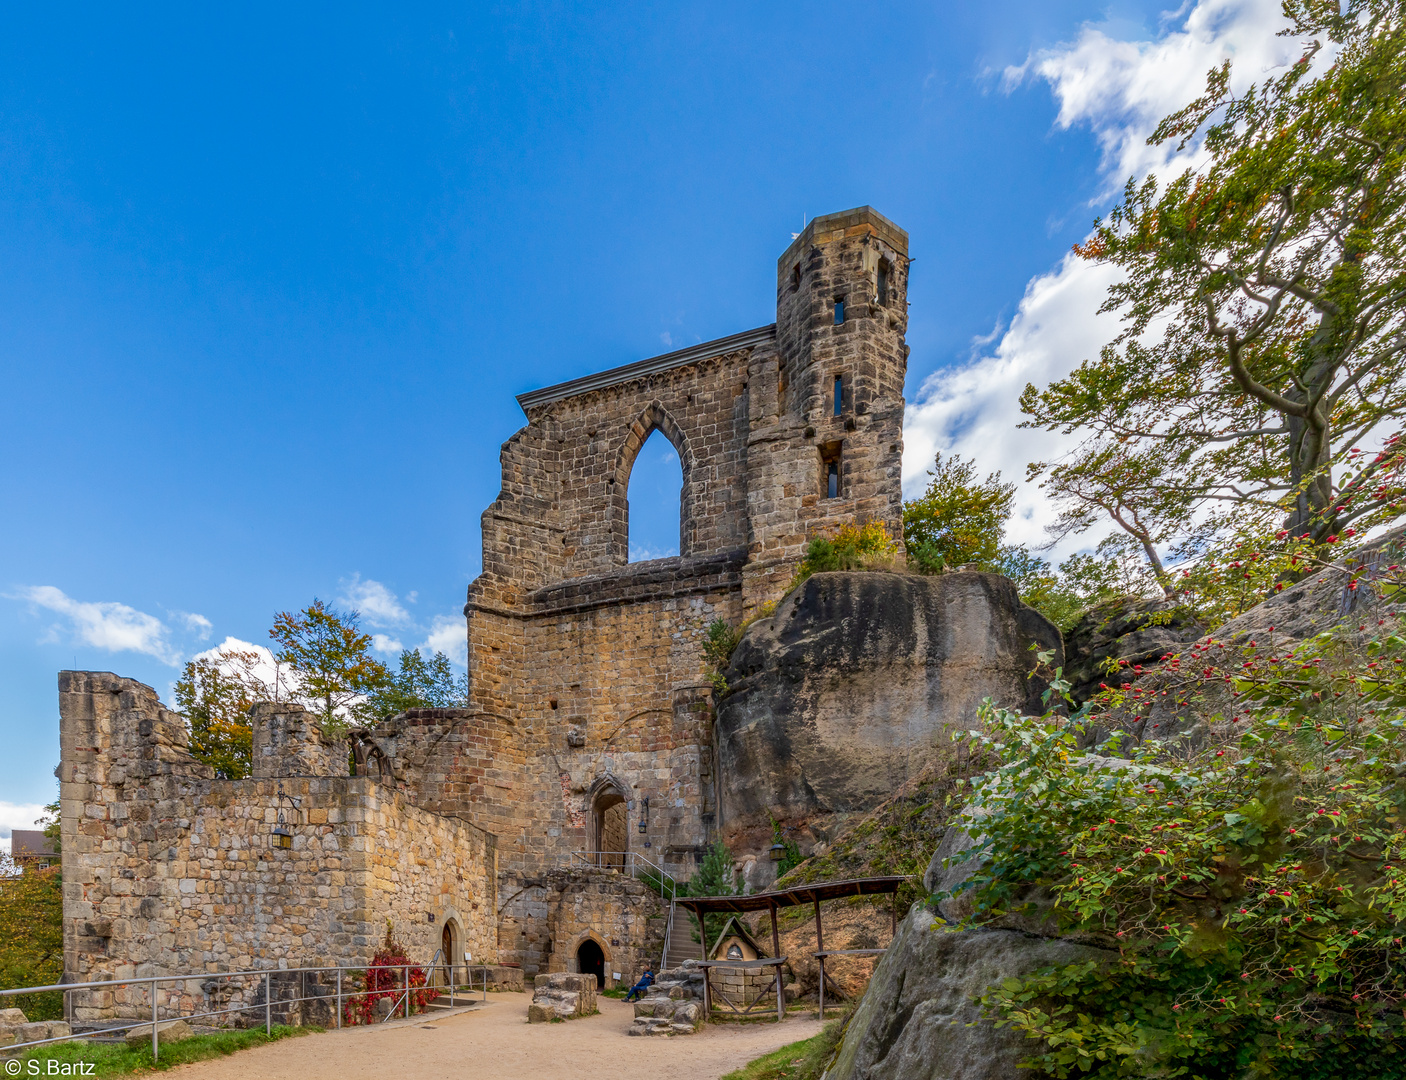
[591,785,628,869]
[576,939,606,989]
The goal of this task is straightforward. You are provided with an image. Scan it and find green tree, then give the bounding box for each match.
[173,647,269,778]
[685,840,741,949]
[1022,0,1406,550]
[902,452,1014,572]
[0,862,63,1019]
[269,600,388,736]
[358,649,468,724]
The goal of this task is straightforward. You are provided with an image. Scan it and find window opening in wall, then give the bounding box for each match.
[833,375,843,416]
[791,263,801,291]
[827,461,839,499]
[877,260,890,305]
[626,428,682,563]
[592,787,628,869]
[834,297,845,325]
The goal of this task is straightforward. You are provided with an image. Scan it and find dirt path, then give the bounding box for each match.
[167,993,822,1080]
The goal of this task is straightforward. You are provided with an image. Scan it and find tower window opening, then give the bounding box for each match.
[877,260,890,305]
[827,461,839,499]
[834,298,845,325]
[833,375,843,416]
[821,441,843,499]
[791,263,801,291]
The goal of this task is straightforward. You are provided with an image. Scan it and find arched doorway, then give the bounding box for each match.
[576,939,606,989]
[591,785,628,869]
[441,922,454,985]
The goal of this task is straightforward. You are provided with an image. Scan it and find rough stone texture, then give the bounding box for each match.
[58,672,497,1024]
[251,702,346,778]
[717,570,1061,832]
[461,208,913,924]
[0,1010,74,1054]
[1062,596,1204,704]
[125,1018,194,1048]
[527,972,597,1021]
[823,907,1114,1080]
[627,961,706,1035]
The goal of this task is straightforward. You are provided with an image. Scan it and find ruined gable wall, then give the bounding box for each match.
[58,672,496,1021]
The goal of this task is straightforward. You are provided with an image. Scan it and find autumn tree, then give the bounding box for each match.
[1022,0,1406,552]
[173,647,271,778]
[0,858,63,1019]
[269,600,388,735]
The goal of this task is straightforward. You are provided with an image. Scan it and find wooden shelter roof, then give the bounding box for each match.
[679,875,906,913]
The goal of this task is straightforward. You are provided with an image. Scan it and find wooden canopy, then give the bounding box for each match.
[679,876,906,913]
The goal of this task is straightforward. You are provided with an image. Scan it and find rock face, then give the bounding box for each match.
[717,571,1061,831]
[822,907,1114,1080]
[1062,596,1203,704]
[125,1019,193,1048]
[527,972,597,1022]
[628,961,706,1036]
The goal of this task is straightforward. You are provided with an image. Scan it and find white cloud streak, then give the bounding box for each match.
[338,574,411,628]
[9,585,184,665]
[419,615,467,666]
[904,0,1299,558]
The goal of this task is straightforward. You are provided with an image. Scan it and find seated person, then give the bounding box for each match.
[624,969,655,1002]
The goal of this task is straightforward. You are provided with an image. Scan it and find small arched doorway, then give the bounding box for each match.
[576,939,606,989]
[592,785,628,869]
[441,922,454,984]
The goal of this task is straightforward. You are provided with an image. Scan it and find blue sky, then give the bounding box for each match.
[0,1,1295,827]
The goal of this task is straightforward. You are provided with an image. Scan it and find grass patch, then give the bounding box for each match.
[599,986,630,999]
[719,1013,848,1080]
[14,1024,317,1076]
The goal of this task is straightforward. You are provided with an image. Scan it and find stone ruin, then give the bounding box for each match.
[627,961,707,1036]
[55,207,1066,1034]
[527,972,597,1022]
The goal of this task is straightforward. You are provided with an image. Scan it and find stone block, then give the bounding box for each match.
[125,1019,191,1048]
[0,1010,26,1027]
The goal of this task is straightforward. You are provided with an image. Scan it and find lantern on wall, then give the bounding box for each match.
[638,796,649,833]
[768,842,786,862]
[271,824,293,849]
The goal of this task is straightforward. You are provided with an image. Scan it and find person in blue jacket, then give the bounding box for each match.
[624,969,655,1002]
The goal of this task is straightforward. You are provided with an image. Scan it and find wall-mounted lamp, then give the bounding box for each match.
[271,825,293,850]
[638,796,649,834]
[768,842,787,862]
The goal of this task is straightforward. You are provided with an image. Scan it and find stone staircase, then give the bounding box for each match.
[663,902,700,970]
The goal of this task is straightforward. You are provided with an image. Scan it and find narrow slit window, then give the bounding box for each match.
[877,261,889,305]
[791,263,801,291]
[834,298,845,325]
[827,461,839,499]
[833,375,843,416]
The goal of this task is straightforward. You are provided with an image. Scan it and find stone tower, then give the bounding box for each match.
[741,207,910,607]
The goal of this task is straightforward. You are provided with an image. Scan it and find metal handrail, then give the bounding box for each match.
[568,850,680,900]
[0,958,484,1061]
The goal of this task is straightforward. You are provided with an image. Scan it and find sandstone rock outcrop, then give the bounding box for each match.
[628,961,706,1036]
[0,1008,74,1054]
[716,570,1061,834]
[1062,595,1203,704]
[822,906,1114,1080]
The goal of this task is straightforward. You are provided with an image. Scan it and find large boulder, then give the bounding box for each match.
[527,972,597,1022]
[822,906,1114,1080]
[717,571,1061,831]
[1062,596,1203,704]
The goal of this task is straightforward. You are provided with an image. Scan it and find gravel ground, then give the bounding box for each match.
[165,992,823,1080]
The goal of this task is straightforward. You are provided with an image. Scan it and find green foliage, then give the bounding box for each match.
[939,551,1406,1078]
[0,864,63,1020]
[269,599,389,736]
[14,1024,315,1075]
[686,840,742,946]
[174,647,268,778]
[357,649,468,724]
[903,452,1013,570]
[719,1014,851,1080]
[1022,1,1406,551]
[769,815,805,878]
[702,618,743,696]
[790,521,899,591]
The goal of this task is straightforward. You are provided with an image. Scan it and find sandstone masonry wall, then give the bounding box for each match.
[58,672,496,1022]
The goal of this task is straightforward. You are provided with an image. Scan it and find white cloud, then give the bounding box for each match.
[904,0,1299,559]
[175,611,214,641]
[0,802,48,855]
[372,634,405,655]
[9,586,182,665]
[338,574,410,628]
[419,615,467,666]
[192,636,294,698]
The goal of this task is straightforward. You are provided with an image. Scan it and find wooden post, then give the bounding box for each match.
[813,897,825,1019]
[775,961,783,1023]
[818,955,825,1019]
[891,896,898,937]
[769,899,780,960]
[696,904,707,962]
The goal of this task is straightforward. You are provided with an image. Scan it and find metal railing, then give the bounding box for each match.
[566,851,683,975]
[0,960,487,1063]
[569,851,680,901]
